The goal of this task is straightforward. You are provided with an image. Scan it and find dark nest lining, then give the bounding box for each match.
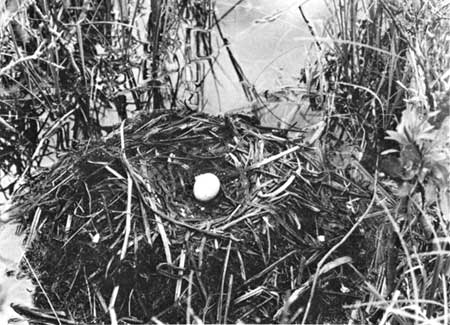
[13,110,373,324]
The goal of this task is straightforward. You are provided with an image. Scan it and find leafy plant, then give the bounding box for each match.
[385,105,449,196]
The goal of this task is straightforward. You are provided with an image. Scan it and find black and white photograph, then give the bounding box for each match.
[0,0,449,324]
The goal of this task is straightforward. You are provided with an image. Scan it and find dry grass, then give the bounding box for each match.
[1,0,449,324]
[0,0,216,199]
[10,110,374,323]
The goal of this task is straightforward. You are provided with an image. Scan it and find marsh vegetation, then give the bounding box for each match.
[0,0,449,324]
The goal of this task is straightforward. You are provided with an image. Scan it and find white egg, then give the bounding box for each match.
[193,173,221,202]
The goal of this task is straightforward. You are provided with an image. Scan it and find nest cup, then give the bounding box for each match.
[12,110,367,323]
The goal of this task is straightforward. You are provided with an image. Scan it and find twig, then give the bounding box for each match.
[120,122,133,261]
[23,255,62,325]
[249,145,301,170]
[0,41,45,76]
[242,250,299,286]
[217,240,232,323]
[298,5,322,51]
[108,285,120,325]
[224,274,234,324]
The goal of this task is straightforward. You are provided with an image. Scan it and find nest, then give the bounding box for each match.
[13,110,372,324]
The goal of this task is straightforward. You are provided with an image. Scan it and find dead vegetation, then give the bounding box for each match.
[10,109,373,323]
[0,0,449,324]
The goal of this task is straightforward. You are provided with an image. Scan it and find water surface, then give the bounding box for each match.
[205,0,329,112]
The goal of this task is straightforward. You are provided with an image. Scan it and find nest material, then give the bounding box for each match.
[15,110,370,324]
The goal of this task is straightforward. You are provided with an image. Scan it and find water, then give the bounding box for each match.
[0,1,329,322]
[205,0,329,112]
[0,208,34,324]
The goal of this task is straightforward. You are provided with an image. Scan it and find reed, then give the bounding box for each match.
[1,0,448,324]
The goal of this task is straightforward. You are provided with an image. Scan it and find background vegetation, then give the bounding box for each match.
[0,0,449,324]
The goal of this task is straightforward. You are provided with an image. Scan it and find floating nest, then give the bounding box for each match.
[12,110,373,324]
